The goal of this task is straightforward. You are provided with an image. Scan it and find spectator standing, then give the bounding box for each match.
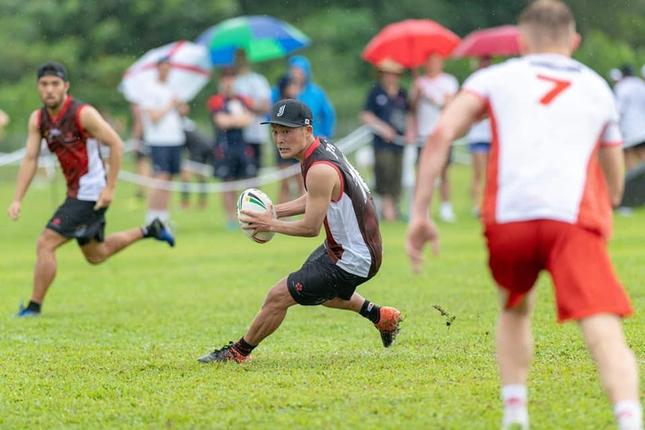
[614,65,645,171]
[233,50,272,171]
[139,57,187,225]
[287,55,336,139]
[410,53,459,223]
[208,68,255,228]
[361,59,412,221]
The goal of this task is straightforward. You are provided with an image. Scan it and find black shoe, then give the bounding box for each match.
[144,218,175,247]
[197,342,250,363]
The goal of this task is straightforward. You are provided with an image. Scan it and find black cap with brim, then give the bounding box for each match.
[37,61,68,81]
[261,99,313,128]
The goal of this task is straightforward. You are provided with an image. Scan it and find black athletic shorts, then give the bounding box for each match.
[46,197,107,246]
[213,142,258,180]
[287,245,369,306]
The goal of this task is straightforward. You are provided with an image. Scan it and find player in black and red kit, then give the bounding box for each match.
[7,62,175,317]
[198,99,402,363]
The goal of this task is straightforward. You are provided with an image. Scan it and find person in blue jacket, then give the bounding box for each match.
[272,55,336,139]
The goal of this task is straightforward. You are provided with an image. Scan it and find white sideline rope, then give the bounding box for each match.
[0,126,470,193]
[0,126,373,193]
[117,126,373,193]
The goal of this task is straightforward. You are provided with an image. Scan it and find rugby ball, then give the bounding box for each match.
[236,188,276,244]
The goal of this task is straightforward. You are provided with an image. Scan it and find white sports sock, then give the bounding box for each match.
[145,210,169,224]
[614,400,643,430]
[502,385,529,430]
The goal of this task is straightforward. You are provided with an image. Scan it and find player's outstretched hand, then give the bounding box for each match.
[406,216,440,274]
[7,201,21,220]
[94,188,114,210]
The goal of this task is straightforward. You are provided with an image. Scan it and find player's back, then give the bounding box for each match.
[464,54,620,237]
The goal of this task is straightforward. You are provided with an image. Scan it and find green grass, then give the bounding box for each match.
[0,163,643,429]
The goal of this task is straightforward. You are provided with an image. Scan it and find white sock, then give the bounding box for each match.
[145,210,169,224]
[502,385,529,430]
[614,400,643,430]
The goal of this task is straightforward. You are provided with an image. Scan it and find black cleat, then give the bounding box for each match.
[144,218,175,247]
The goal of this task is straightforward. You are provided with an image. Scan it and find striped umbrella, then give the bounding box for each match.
[197,15,310,67]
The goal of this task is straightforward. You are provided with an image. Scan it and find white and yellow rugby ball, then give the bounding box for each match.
[236,188,276,244]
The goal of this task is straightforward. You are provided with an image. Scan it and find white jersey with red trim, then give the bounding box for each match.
[463,54,622,238]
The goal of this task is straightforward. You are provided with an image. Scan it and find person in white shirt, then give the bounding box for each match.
[614,65,645,171]
[233,50,271,172]
[410,53,459,222]
[139,57,188,224]
[407,1,642,429]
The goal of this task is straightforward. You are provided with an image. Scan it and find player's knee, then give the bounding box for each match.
[36,236,56,253]
[263,285,291,309]
[84,253,105,265]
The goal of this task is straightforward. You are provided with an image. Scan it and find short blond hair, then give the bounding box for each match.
[519,0,575,47]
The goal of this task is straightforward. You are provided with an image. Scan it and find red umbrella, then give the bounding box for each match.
[453,25,582,58]
[452,25,520,58]
[362,19,460,68]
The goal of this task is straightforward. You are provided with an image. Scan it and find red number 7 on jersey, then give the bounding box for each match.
[537,74,571,105]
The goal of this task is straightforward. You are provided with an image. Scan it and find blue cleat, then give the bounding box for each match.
[16,303,40,318]
[144,218,175,247]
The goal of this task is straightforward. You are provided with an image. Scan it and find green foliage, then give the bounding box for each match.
[0,0,643,147]
[0,165,643,428]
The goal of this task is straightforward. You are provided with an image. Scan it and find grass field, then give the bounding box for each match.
[0,162,643,429]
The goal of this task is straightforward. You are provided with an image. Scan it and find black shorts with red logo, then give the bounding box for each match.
[46,197,107,246]
[287,245,369,306]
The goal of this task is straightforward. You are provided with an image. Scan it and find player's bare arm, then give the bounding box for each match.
[598,145,625,208]
[406,91,484,272]
[8,110,42,220]
[79,106,123,209]
[241,163,338,237]
[275,193,307,218]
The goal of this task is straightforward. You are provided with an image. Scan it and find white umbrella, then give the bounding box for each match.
[120,40,211,103]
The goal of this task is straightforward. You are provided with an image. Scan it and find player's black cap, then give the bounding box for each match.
[261,99,313,128]
[36,61,68,82]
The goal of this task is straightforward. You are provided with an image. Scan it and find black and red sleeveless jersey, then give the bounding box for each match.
[301,138,382,278]
[39,96,106,200]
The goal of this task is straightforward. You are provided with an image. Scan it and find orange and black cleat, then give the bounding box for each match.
[374,306,403,348]
[197,341,251,364]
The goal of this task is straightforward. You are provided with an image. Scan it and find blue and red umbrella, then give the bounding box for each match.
[197,16,310,67]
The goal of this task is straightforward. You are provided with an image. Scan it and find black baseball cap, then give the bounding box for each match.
[261,99,313,128]
[36,61,68,81]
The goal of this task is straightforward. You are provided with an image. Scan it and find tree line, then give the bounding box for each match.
[0,0,643,148]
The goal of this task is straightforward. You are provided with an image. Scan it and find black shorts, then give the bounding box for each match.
[247,142,263,170]
[213,142,258,180]
[149,145,182,175]
[287,245,369,306]
[185,130,214,164]
[46,197,107,246]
